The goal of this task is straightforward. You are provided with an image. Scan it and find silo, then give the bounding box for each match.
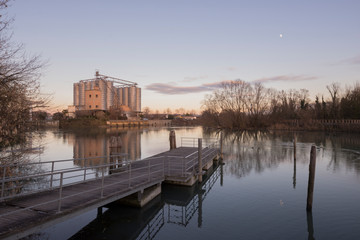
[136,87,141,112]
[122,87,129,107]
[128,86,136,111]
[116,88,123,106]
[90,80,95,90]
[79,81,85,107]
[85,81,91,91]
[73,83,79,106]
[106,81,114,109]
[99,79,107,110]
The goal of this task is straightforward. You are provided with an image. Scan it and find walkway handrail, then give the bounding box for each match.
[0,157,166,219]
[181,137,219,148]
[0,155,160,202]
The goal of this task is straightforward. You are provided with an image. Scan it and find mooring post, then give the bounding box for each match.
[169,130,176,150]
[306,145,316,211]
[294,133,297,161]
[198,138,202,183]
[293,157,296,189]
[220,131,224,160]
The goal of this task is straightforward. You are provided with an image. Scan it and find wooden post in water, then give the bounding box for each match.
[198,138,202,183]
[306,146,316,211]
[293,133,297,189]
[293,133,297,161]
[220,131,224,160]
[169,130,176,150]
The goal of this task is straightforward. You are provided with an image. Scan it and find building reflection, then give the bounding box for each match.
[72,129,142,168]
[68,163,222,240]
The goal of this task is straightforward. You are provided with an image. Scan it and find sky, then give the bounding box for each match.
[5,0,360,113]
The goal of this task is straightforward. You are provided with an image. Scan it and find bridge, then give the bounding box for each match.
[0,137,220,239]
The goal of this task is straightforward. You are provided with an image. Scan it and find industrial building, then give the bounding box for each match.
[72,71,141,113]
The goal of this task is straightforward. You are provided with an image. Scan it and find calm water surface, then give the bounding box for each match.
[22,127,360,240]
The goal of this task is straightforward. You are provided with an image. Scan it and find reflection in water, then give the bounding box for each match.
[208,130,360,178]
[5,128,360,239]
[307,211,315,240]
[293,157,296,189]
[69,163,221,240]
[73,129,141,168]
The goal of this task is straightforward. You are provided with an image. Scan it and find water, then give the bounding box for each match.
[17,127,360,239]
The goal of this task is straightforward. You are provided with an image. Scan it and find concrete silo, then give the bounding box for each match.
[128,86,136,111]
[98,79,107,110]
[122,87,129,107]
[106,81,114,109]
[136,87,141,112]
[79,81,85,107]
[116,88,123,107]
[73,83,79,106]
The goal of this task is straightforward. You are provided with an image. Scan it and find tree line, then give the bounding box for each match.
[201,80,360,130]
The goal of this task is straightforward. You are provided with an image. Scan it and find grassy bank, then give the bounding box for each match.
[59,118,107,129]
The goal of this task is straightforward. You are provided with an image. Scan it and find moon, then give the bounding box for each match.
[280,34,283,38]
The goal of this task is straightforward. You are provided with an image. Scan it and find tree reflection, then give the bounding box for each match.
[0,131,47,198]
[203,129,360,177]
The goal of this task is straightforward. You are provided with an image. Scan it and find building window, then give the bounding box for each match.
[96,94,98,98]
[89,105,91,108]
[95,105,98,108]
[89,94,92,98]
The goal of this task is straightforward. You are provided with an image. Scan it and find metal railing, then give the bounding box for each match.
[181,137,219,148]
[0,156,166,219]
[0,154,129,200]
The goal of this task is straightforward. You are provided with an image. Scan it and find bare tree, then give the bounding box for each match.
[327,82,341,119]
[0,0,46,148]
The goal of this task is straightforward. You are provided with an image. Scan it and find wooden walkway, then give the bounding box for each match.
[0,145,219,239]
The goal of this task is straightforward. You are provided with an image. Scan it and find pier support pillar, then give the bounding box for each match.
[117,184,161,208]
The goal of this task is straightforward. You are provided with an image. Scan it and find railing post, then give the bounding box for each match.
[50,161,54,188]
[1,167,6,198]
[167,157,170,176]
[148,160,151,182]
[182,158,185,177]
[163,157,165,178]
[84,159,87,181]
[58,172,63,212]
[101,167,104,198]
[128,162,132,188]
[198,138,202,183]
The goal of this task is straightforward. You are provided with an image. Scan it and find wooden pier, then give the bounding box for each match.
[0,138,219,239]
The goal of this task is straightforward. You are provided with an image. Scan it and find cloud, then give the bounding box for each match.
[227,67,237,71]
[146,80,231,95]
[183,75,208,82]
[253,75,318,84]
[339,55,360,65]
